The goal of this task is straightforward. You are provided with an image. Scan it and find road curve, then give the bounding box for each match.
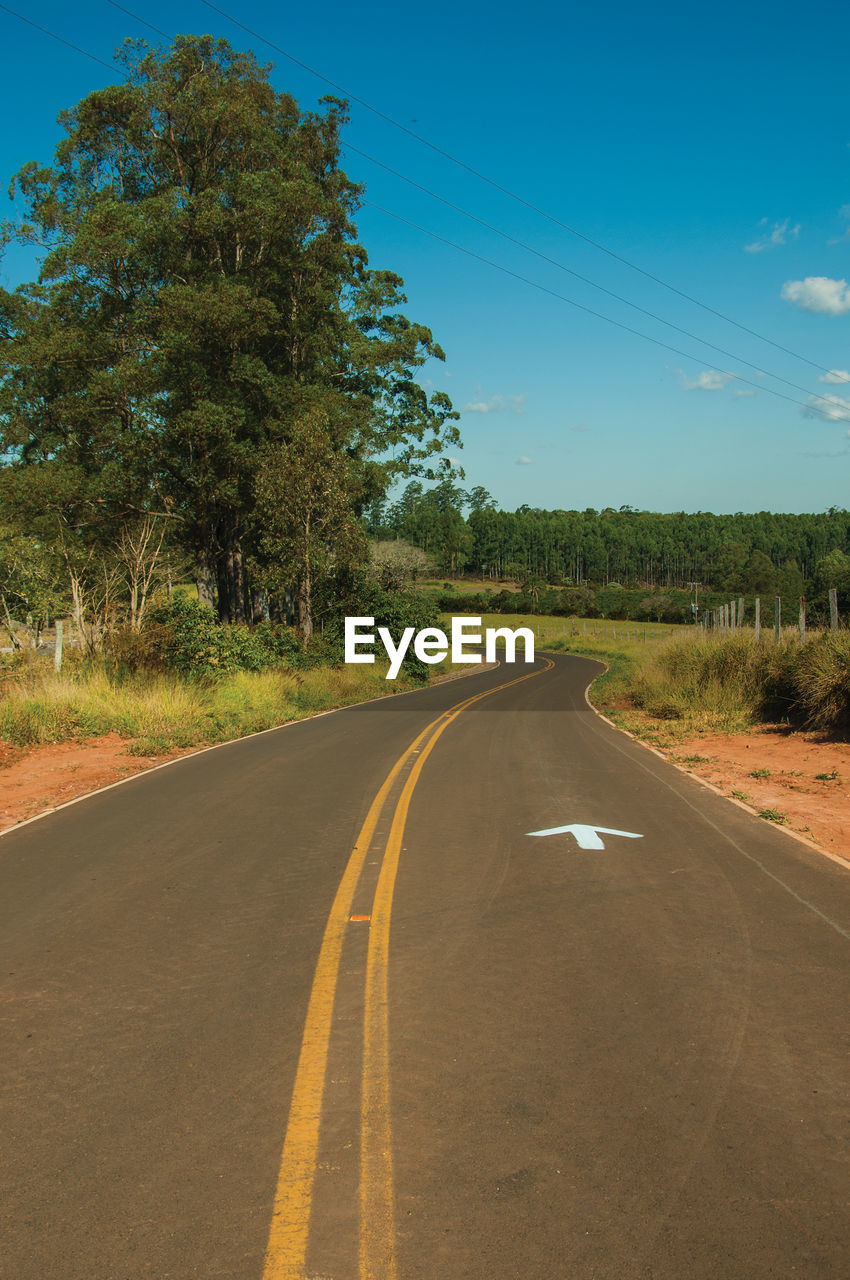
[1,653,848,1279]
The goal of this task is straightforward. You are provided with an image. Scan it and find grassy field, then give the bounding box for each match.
[422,577,518,595]
[449,613,682,644]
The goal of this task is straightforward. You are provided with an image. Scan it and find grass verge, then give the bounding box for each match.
[0,662,425,756]
[545,625,850,742]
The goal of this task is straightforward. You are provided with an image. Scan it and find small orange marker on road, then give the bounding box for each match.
[349,915,371,922]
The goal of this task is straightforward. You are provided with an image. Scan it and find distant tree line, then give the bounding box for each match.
[366,481,850,623]
[368,481,849,590]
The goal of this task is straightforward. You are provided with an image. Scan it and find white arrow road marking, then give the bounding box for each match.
[527,824,644,850]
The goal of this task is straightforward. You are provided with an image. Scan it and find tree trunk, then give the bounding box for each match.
[196,547,215,609]
[298,572,313,639]
[216,537,248,624]
[284,587,295,626]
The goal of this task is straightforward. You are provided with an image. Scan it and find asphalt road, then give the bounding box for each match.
[1,653,849,1279]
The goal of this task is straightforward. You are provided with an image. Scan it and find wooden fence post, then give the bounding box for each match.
[738,597,745,626]
[755,597,761,642]
[829,587,839,631]
[27,613,34,691]
[54,619,64,673]
[731,599,737,629]
[799,598,806,640]
[774,597,781,642]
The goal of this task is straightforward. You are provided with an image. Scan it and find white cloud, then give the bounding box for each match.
[803,393,850,422]
[803,445,850,457]
[819,368,850,384]
[462,393,526,415]
[734,388,757,398]
[744,218,800,253]
[681,370,732,391]
[514,455,532,465]
[781,276,850,315]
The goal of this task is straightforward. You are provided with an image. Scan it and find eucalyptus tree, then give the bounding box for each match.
[0,35,458,625]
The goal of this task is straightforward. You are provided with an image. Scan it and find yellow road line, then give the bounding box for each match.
[262,659,553,1280]
[359,661,552,1280]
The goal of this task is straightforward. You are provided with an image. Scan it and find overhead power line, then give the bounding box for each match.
[343,143,845,413]
[106,1,169,39]
[0,3,118,72]
[100,2,850,412]
[363,200,846,424]
[3,3,847,425]
[197,0,849,386]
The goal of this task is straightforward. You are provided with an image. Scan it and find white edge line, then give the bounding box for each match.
[0,660,502,843]
[574,654,850,874]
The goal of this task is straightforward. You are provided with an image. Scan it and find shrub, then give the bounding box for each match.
[139,603,309,679]
[336,584,441,681]
[142,598,230,678]
[250,620,304,666]
[790,632,850,732]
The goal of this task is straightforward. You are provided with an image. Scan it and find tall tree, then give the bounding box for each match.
[0,35,459,624]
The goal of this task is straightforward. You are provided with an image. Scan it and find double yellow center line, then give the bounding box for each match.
[262,659,552,1280]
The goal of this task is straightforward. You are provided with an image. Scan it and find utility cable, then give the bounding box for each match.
[364,200,844,424]
[344,142,845,412]
[106,1,169,39]
[4,3,847,424]
[107,0,850,410]
[0,3,119,72]
[197,0,849,385]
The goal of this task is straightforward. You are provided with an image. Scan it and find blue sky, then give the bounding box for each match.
[2,0,850,514]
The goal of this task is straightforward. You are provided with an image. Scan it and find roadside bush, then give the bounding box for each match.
[336,583,441,681]
[629,632,798,730]
[790,632,850,731]
[142,598,231,678]
[139,602,307,679]
[250,619,304,666]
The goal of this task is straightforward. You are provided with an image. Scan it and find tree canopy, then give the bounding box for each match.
[0,35,459,628]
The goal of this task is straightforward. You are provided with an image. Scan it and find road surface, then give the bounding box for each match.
[1,653,848,1278]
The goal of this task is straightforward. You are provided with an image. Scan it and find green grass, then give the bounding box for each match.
[0,661,425,754]
[758,808,787,824]
[442,613,681,645]
[541,623,850,740]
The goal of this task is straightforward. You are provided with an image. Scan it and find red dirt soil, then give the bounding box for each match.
[662,726,850,862]
[0,735,199,834]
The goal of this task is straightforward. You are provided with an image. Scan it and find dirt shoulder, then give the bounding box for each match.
[0,735,201,834]
[598,706,850,864]
[664,725,850,861]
